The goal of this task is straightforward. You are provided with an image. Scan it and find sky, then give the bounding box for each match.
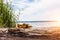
[5,0,60,21]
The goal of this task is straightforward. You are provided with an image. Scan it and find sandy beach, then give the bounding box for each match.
[0,33,60,40]
[0,28,60,40]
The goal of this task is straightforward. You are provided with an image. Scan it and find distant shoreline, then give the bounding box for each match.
[16,21,56,23]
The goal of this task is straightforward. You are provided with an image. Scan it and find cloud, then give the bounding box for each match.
[12,0,60,21]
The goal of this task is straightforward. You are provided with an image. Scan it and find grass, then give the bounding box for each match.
[0,0,16,28]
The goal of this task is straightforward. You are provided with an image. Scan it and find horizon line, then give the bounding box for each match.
[16,21,56,23]
[18,20,56,22]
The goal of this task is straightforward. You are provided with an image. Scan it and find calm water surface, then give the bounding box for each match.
[16,21,60,29]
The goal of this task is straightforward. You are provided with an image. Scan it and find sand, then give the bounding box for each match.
[0,28,60,40]
[0,33,60,40]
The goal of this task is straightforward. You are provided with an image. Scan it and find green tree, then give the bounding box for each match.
[0,0,16,28]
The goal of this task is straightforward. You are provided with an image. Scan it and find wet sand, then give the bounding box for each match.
[0,33,60,40]
[0,28,60,40]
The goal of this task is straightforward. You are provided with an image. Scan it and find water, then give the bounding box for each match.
[16,21,60,29]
